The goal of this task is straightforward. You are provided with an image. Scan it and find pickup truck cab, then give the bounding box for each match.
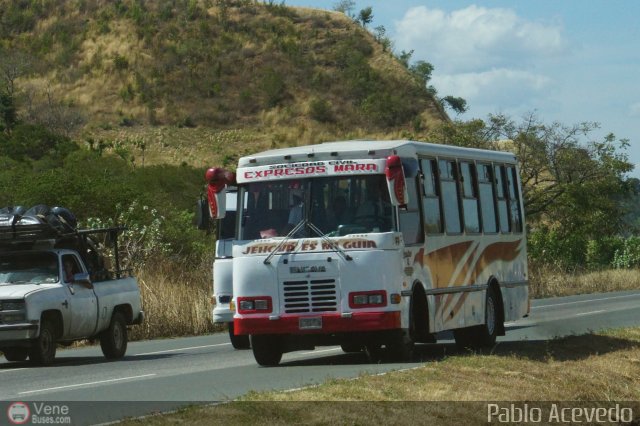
[0,206,144,365]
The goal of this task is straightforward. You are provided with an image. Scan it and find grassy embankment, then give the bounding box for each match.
[121,327,640,425]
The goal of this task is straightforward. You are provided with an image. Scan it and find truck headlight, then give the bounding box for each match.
[1,313,26,323]
[0,300,25,311]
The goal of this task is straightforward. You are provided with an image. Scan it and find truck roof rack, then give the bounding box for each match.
[0,206,128,280]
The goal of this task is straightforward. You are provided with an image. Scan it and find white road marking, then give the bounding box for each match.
[19,373,157,395]
[532,293,640,310]
[0,368,28,374]
[298,347,342,356]
[134,343,231,356]
[574,310,606,317]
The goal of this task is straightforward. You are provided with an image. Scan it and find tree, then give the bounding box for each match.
[0,92,17,133]
[442,96,468,115]
[0,50,31,98]
[397,50,413,68]
[373,25,391,51]
[410,60,434,85]
[357,7,373,28]
[333,0,355,16]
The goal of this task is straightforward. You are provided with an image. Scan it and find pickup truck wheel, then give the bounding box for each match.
[251,334,282,366]
[29,320,57,365]
[4,347,29,362]
[228,323,250,350]
[100,311,128,359]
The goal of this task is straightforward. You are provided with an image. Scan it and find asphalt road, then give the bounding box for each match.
[1,290,639,424]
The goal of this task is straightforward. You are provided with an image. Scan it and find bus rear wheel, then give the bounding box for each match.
[454,287,499,350]
[476,286,499,347]
[251,334,283,366]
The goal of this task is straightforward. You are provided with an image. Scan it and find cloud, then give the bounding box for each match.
[431,68,552,109]
[630,102,640,117]
[394,5,567,73]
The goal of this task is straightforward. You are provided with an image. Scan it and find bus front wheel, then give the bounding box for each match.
[228,323,250,350]
[251,334,283,366]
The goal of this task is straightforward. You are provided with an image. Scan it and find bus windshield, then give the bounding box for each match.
[238,175,395,240]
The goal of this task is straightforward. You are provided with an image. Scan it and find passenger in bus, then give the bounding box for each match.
[355,179,391,230]
[284,190,305,236]
[327,195,349,231]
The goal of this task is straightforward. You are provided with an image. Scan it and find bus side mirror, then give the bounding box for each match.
[205,167,230,220]
[385,155,408,206]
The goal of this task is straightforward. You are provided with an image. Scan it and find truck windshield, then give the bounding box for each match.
[0,252,59,284]
[238,175,394,240]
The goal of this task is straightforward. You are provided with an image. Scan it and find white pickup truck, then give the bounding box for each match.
[0,206,144,365]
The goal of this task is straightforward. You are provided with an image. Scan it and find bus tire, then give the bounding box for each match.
[476,285,499,347]
[453,287,499,350]
[228,323,250,350]
[251,334,283,366]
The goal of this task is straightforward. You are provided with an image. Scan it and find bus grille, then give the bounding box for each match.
[282,279,337,313]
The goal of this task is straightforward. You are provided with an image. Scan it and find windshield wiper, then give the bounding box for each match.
[263,219,307,265]
[305,220,352,262]
[263,219,352,265]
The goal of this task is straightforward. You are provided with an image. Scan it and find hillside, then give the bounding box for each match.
[0,0,448,169]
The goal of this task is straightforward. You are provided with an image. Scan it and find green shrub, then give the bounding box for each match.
[309,98,334,123]
[612,238,640,269]
[113,54,129,70]
[261,68,286,107]
[585,237,625,270]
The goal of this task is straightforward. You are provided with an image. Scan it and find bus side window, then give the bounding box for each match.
[494,164,510,233]
[420,159,443,234]
[477,164,498,233]
[398,176,424,244]
[507,166,523,233]
[439,159,462,234]
[460,162,480,233]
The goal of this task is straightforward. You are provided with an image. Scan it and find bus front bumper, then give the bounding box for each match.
[234,311,400,335]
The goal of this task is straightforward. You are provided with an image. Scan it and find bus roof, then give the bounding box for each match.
[237,140,517,168]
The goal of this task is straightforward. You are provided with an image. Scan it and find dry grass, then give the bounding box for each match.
[529,265,640,299]
[121,327,640,425]
[129,258,219,341]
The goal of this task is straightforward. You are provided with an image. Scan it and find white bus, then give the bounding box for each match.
[205,140,529,366]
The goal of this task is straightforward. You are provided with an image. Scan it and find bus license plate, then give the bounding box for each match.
[299,317,322,330]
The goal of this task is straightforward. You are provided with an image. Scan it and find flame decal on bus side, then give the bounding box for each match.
[423,239,524,321]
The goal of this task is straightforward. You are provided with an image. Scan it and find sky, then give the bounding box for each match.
[285,0,640,178]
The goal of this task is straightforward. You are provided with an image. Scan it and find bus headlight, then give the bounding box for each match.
[237,297,273,314]
[349,291,387,309]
